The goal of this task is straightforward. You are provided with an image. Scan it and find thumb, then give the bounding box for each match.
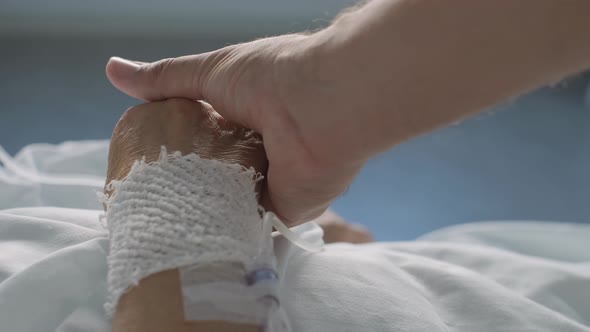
[106,55,208,101]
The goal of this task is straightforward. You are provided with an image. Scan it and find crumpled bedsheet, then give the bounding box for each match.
[0,141,589,332]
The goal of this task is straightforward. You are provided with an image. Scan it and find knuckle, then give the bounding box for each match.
[117,105,142,127]
[212,128,267,171]
[112,104,148,139]
[144,58,175,84]
[121,104,142,119]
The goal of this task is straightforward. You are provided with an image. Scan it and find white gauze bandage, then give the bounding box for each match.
[100,147,304,330]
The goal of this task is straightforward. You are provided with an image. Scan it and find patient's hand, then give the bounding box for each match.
[105,98,265,332]
[105,97,267,189]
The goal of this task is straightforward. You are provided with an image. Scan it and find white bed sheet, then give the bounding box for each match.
[0,141,589,332]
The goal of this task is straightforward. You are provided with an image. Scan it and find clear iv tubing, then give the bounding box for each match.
[244,211,324,332]
[249,211,322,280]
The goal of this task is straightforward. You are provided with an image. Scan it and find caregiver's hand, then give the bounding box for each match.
[106,0,590,225]
[107,34,365,224]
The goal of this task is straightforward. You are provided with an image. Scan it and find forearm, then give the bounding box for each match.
[308,0,590,157]
[112,269,257,332]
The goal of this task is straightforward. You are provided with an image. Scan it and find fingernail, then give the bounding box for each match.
[108,56,141,76]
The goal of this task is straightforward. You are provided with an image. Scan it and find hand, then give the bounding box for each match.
[106,98,264,332]
[105,34,365,225]
[105,98,266,189]
[105,1,590,226]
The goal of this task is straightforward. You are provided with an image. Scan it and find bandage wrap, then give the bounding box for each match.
[101,148,288,329]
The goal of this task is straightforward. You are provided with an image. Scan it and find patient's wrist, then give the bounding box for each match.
[103,148,265,316]
[104,149,288,330]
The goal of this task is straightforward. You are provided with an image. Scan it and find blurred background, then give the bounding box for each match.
[1,0,589,240]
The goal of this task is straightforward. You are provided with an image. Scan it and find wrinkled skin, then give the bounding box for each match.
[105,98,372,244]
[105,98,267,188]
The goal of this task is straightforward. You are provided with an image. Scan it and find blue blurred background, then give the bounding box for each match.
[1,1,589,240]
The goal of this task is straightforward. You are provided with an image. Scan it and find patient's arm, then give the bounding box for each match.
[113,270,255,332]
[105,98,266,332]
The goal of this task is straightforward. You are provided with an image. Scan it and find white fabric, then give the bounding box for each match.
[0,140,589,332]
